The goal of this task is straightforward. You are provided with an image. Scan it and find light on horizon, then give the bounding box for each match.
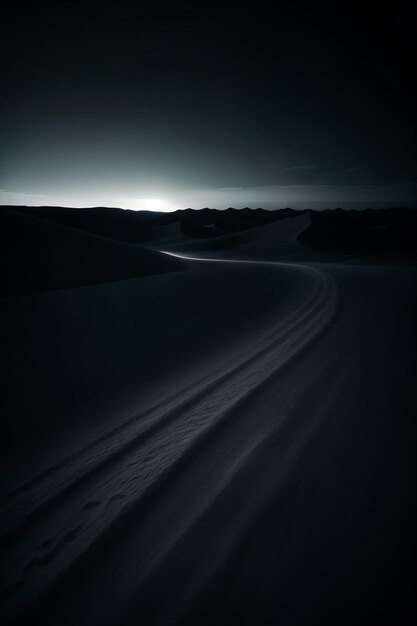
[125,197,177,212]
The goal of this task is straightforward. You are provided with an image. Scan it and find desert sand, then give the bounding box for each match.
[0,206,416,625]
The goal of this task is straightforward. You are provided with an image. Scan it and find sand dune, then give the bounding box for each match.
[160,213,317,260]
[0,208,184,295]
[10,206,159,243]
[161,209,417,263]
[0,207,415,625]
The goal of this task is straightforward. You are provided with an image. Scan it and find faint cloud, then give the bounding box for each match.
[0,189,56,205]
[0,188,52,200]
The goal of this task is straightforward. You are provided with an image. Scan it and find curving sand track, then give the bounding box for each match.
[0,211,415,625]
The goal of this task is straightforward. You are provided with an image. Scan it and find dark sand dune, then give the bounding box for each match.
[160,208,417,263]
[8,206,416,260]
[160,213,317,261]
[298,208,417,256]
[0,207,416,625]
[0,260,336,621]
[0,260,310,471]
[0,208,184,295]
[10,206,159,244]
[145,222,188,246]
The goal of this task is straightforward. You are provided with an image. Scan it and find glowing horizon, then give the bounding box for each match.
[1,183,416,212]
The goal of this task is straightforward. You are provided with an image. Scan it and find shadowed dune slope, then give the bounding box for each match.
[160,214,326,262]
[0,208,185,295]
[161,209,417,263]
[1,261,414,626]
[0,260,315,479]
[9,206,300,244]
[6,206,417,263]
[10,206,160,244]
[298,208,417,256]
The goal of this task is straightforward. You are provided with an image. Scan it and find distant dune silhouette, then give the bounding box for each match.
[2,205,416,295]
[6,205,417,249]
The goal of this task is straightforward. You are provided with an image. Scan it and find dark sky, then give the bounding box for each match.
[1,0,416,209]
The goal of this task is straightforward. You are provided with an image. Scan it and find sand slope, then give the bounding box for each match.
[160,213,319,260]
[0,208,184,295]
[0,207,415,625]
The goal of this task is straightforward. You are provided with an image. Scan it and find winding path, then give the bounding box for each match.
[1,255,415,625]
